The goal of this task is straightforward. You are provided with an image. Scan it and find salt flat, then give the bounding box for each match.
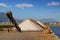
[0,31,60,40]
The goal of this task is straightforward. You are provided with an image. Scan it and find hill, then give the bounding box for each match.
[0,12,22,23]
[39,18,58,23]
[0,12,9,22]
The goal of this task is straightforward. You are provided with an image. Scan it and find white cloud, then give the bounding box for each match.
[0,3,11,8]
[16,3,33,8]
[47,2,60,6]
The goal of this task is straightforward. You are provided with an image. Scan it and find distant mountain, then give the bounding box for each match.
[15,19,23,23]
[39,18,58,23]
[0,12,9,22]
[0,12,23,23]
[0,12,58,23]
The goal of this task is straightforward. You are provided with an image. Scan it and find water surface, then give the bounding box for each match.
[50,26,60,38]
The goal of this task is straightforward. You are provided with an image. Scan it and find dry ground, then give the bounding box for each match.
[0,31,60,40]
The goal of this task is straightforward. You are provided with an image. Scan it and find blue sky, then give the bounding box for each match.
[0,0,60,21]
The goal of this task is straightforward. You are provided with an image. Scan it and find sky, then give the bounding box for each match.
[0,0,60,21]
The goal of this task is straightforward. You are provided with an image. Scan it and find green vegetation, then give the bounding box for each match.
[0,25,14,31]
